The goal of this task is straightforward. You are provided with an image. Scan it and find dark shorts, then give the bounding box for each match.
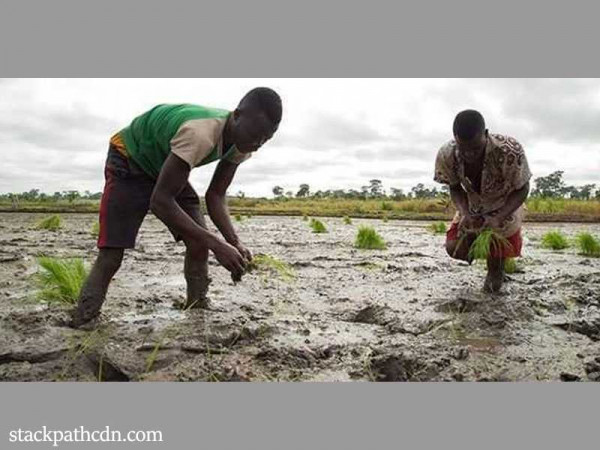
[446,222,523,259]
[97,146,206,249]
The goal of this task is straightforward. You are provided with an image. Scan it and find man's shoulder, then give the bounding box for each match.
[437,139,457,158]
[489,133,525,155]
[489,133,529,172]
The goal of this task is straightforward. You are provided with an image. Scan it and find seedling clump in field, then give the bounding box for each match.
[91,222,100,238]
[575,232,600,257]
[36,256,88,305]
[309,218,327,233]
[541,231,569,250]
[428,222,447,234]
[36,215,62,231]
[504,258,519,274]
[355,226,387,250]
[234,214,243,222]
[343,216,352,225]
[468,229,512,261]
[246,254,295,281]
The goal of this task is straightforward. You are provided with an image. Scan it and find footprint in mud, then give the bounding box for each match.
[367,351,443,382]
[584,356,600,381]
[435,296,485,313]
[350,304,396,326]
[554,318,600,341]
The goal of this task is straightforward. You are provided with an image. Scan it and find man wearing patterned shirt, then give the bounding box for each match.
[434,110,531,293]
[71,88,282,327]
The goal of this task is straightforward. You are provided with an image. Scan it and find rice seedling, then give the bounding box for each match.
[302,215,309,221]
[234,213,243,222]
[540,230,569,250]
[343,216,352,225]
[428,222,447,234]
[382,213,389,223]
[246,254,295,281]
[309,218,328,233]
[503,258,522,274]
[91,221,100,238]
[36,214,62,231]
[575,232,600,257]
[36,256,88,305]
[468,229,512,261]
[355,226,387,250]
[145,335,167,372]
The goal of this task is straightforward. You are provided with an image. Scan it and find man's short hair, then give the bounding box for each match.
[240,87,283,127]
[453,110,485,140]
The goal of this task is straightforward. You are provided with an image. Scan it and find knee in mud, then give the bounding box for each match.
[445,241,457,258]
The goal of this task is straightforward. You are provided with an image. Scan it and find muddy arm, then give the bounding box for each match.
[449,184,470,216]
[150,154,223,249]
[205,159,241,246]
[151,154,246,275]
[491,181,530,221]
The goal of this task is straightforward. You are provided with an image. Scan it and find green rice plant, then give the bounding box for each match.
[540,230,569,250]
[504,258,519,274]
[91,221,100,238]
[355,226,387,250]
[309,218,328,233]
[575,232,600,257]
[302,215,309,221]
[36,214,62,231]
[234,213,243,222]
[343,216,352,225]
[468,229,512,261]
[382,213,389,223]
[428,222,447,234]
[36,256,88,305]
[145,336,166,372]
[246,254,295,281]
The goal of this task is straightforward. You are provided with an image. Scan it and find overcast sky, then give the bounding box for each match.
[1,78,599,197]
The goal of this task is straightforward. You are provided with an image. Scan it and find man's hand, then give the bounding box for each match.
[458,214,483,232]
[212,241,247,278]
[482,214,505,231]
[234,241,253,263]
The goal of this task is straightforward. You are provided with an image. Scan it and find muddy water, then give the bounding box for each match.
[0,213,599,381]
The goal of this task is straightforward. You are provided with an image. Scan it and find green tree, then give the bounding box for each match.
[272,186,284,198]
[531,171,566,198]
[296,184,310,198]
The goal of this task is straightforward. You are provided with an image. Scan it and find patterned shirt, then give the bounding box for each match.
[434,133,532,237]
[110,104,252,178]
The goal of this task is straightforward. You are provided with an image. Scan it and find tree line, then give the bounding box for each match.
[1,171,598,204]
[264,172,599,201]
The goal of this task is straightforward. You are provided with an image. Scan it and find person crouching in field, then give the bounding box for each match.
[70,88,282,327]
[434,110,531,293]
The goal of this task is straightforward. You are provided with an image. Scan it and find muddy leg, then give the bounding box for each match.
[484,256,504,293]
[70,248,124,327]
[183,242,211,309]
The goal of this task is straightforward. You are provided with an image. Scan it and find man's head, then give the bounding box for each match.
[227,87,282,153]
[453,109,488,163]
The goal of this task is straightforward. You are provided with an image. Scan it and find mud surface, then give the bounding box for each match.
[1,213,599,382]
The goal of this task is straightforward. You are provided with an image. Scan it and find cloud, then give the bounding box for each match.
[0,107,119,152]
[0,78,598,197]
[274,110,390,150]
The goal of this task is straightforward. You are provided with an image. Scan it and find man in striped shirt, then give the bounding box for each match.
[71,88,282,327]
